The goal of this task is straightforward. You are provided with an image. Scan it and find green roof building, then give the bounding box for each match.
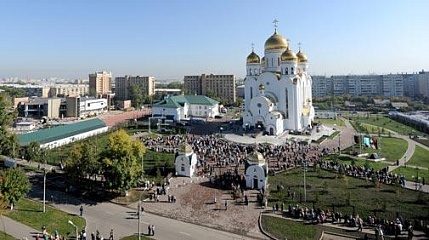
[18,118,108,149]
[152,95,219,121]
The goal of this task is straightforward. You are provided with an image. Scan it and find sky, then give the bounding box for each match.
[1,0,428,81]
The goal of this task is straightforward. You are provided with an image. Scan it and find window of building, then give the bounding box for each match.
[181,164,185,172]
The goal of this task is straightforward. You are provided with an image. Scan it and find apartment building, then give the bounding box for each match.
[183,74,236,104]
[49,84,89,97]
[89,71,112,97]
[114,75,155,100]
[312,73,413,98]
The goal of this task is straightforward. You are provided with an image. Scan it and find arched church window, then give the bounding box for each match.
[278,58,280,66]
[291,67,294,74]
[286,68,289,75]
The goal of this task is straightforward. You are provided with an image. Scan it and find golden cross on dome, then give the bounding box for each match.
[298,42,302,50]
[272,19,279,30]
[251,43,255,52]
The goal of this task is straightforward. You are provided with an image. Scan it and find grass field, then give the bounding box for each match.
[349,115,423,136]
[314,118,346,127]
[268,168,429,224]
[120,235,154,240]
[261,215,370,240]
[4,198,85,239]
[0,231,16,240]
[391,166,429,184]
[344,137,407,163]
[408,145,429,169]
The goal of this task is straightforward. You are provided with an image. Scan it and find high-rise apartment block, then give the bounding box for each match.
[183,74,236,104]
[312,74,407,98]
[89,71,112,97]
[114,75,155,101]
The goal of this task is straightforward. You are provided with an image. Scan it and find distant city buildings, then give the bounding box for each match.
[89,71,112,97]
[183,74,236,104]
[114,75,155,101]
[312,70,429,99]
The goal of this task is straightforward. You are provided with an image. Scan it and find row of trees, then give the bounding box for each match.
[63,129,146,195]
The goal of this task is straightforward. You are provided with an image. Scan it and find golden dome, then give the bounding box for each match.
[246,51,260,64]
[281,47,297,62]
[248,150,265,164]
[264,30,288,51]
[179,144,193,154]
[297,49,308,63]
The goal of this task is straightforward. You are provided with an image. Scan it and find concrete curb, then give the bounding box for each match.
[258,212,278,240]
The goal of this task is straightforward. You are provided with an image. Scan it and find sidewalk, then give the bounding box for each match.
[0,215,39,240]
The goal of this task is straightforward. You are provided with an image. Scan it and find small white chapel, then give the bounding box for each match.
[244,150,268,190]
[174,143,198,177]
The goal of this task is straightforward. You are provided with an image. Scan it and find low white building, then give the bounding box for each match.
[152,95,219,121]
[174,143,198,177]
[18,118,108,149]
[244,150,268,190]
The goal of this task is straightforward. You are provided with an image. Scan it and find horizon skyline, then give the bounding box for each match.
[1,0,428,81]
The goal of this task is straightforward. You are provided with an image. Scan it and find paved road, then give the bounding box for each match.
[26,185,259,240]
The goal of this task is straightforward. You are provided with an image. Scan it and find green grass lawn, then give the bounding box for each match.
[0,231,16,240]
[314,118,345,127]
[4,198,85,239]
[349,115,423,136]
[392,166,429,184]
[261,215,370,240]
[268,168,429,223]
[344,137,407,163]
[120,234,154,240]
[325,155,389,171]
[408,145,429,169]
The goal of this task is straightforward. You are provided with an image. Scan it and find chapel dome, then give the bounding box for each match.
[246,51,260,64]
[264,30,288,51]
[296,49,308,63]
[179,143,193,154]
[248,150,265,164]
[281,47,298,62]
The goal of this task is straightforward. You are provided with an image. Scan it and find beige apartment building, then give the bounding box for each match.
[89,71,112,97]
[49,84,89,97]
[114,75,155,100]
[183,74,236,104]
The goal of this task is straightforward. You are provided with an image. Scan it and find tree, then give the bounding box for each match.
[64,139,101,187]
[0,168,30,208]
[24,142,42,162]
[0,92,19,157]
[101,130,146,194]
[129,85,144,109]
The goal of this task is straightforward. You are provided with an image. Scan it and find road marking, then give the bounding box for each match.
[179,232,191,236]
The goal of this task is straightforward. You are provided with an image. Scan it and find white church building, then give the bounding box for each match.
[243,24,315,135]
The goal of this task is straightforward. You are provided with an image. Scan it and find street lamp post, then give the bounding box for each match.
[303,160,307,203]
[43,168,46,212]
[68,220,78,240]
[338,134,341,154]
[415,167,419,190]
[137,192,145,240]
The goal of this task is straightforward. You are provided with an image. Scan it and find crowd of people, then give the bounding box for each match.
[141,133,322,175]
[141,133,426,239]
